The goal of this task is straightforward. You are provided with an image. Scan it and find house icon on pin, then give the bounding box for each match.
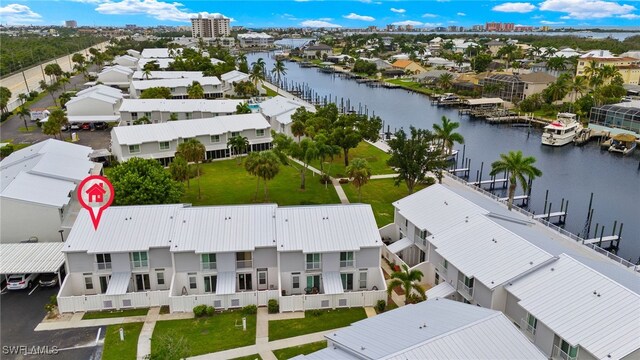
[86,183,107,203]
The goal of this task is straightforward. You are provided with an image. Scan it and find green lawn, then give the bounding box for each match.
[273,341,328,360]
[82,308,149,320]
[180,159,340,206]
[309,141,393,178]
[384,78,436,95]
[342,178,429,227]
[102,322,143,360]
[231,354,263,360]
[151,312,257,357]
[269,308,367,341]
[262,85,278,97]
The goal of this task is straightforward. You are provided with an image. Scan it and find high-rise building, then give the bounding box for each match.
[65,20,77,28]
[472,24,484,31]
[191,14,231,38]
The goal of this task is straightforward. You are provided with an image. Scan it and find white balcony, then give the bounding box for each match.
[457,280,474,301]
[435,263,447,276]
[520,319,537,340]
[95,262,112,272]
[236,260,253,269]
[553,345,577,360]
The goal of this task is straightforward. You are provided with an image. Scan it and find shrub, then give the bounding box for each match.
[205,306,215,316]
[193,304,207,317]
[338,178,349,184]
[0,144,15,157]
[309,309,323,317]
[29,90,39,99]
[319,174,331,184]
[242,304,257,315]
[375,300,386,313]
[49,295,58,306]
[0,112,13,123]
[268,299,279,314]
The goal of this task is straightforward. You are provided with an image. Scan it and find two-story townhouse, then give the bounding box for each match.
[113,54,139,69]
[57,205,183,312]
[96,65,133,89]
[110,113,273,166]
[220,70,250,95]
[259,96,315,137]
[118,99,245,125]
[129,77,223,99]
[275,205,387,312]
[65,85,124,124]
[131,70,204,81]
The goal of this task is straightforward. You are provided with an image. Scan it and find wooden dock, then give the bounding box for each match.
[583,235,620,245]
[468,178,508,186]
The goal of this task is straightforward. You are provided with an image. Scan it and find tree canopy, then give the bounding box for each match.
[108,158,184,205]
[140,87,172,99]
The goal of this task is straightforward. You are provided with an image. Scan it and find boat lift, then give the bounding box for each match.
[532,190,568,225]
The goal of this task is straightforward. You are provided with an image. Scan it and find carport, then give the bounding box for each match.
[0,243,66,286]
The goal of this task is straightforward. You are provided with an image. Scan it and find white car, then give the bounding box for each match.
[6,273,38,290]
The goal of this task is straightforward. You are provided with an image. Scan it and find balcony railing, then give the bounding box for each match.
[95,263,112,272]
[202,263,217,271]
[435,263,447,275]
[520,319,537,339]
[457,280,474,301]
[340,260,354,268]
[236,260,253,269]
[306,263,321,271]
[553,345,577,360]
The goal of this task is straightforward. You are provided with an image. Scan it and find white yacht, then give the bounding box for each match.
[541,113,581,146]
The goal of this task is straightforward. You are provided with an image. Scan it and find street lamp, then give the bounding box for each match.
[58,229,65,242]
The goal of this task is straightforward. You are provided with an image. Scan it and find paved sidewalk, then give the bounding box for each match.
[370,174,399,179]
[137,307,160,360]
[364,307,377,318]
[35,314,147,331]
[288,157,350,204]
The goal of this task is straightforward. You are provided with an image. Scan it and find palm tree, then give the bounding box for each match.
[143,67,152,80]
[177,139,205,199]
[187,81,205,99]
[169,155,189,183]
[43,108,68,140]
[58,76,70,92]
[436,72,454,90]
[544,78,570,103]
[17,106,31,131]
[271,60,287,93]
[497,43,518,66]
[528,45,542,60]
[546,57,567,72]
[227,135,250,164]
[583,60,601,86]
[568,76,589,104]
[432,116,464,155]
[18,93,28,105]
[236,102,252,114]
[249,64,265,87]
[251,57,266,73]
[346,158,372,202]
[236,53,247,66]
[387,264,426,305]
[490,151,542,211]
[291,120,305,142]
[244,150,280,201]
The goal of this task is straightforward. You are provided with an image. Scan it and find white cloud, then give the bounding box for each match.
[343,13,375,21]
[422,13,438,18]
[300,20,342,27]
[391,20,422,26]
[492,2,536,13]
[0,4,42,24]
[457,12,466,16]
[422,22,443,27]
[540,20,565,24]
[619,13,640,19]
[359,0,381,3]
[95,0,229,22]
[390,8,406,13]
[436,0,450,2]
[317,17,333,21]
[539,0,636,19]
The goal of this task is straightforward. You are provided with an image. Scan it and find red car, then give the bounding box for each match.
[80,123,91,130]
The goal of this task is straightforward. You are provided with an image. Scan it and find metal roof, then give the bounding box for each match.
[430,214,554,289]
[220,70,249,83]
[105,272,131,295]
[506,254,640,359]
[137,58,174,69]
[0,243,65,274]
[130,77,221,91]
[171,204,277,253]
[386,237,413,254]
[259,96,315,125]
[216,272,236,295]
[99,65,133,76]
[64,204,184,253]
[308,298,545,360]
[322,272,344,295]
[119,99,244,114]
[75,85,123,99]
[464,97,504,106]
[1,172,76,207]
[275,205,382,253]
[131,71,204,80]
[140,48,180,58]
[425,281,455,299]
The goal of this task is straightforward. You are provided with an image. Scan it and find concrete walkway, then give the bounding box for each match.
[364,307,377,318]
[381,261,406,307]
[288,157,350,204]
[35,307,192,331]
[137,307,160,360]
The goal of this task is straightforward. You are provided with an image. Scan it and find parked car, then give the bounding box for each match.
[38,273,59,287]
[80,123,91,130]
[61,123,69,131]
[6,273,38,290]
[94,122,108,130]
[69,123,81,130]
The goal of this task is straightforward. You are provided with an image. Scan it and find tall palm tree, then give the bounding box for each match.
[236,53,247,66]
[244,150,280,201]
[432,116,464,155]
[291,120,306,142]
[251,57,266,73]
[271,60,287,93]
[249,64,265,88]
[436,73,454,90]
[187,81,205,99]
[177,139,205,199]
[17,106,31,132]
[58,76,70,92]
[18,93,29,105]
[583,60,601,87]
[490,151,542,211]
[227,135,250,164]
[143,67,152,80]
[568,76,589,104]
[346,158,372,202]
[387,264,425,305]
[546,57,567,72]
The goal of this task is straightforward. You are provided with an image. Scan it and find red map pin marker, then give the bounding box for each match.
[77,175,114,230]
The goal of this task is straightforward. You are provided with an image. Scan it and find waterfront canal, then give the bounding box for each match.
[249,53,640,261]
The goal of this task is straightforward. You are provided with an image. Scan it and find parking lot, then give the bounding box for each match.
[1,282,104,360]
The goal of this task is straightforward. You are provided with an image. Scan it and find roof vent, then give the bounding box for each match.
[550,268,554,271]
[529,261,533,265]
[183,220,186,223]
[444,201,448,205]
[361,346,365,351]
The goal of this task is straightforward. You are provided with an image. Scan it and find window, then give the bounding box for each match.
[128,145,140,154]
[189,274,197,289]
[443,260,448,269]
[156,272,165,285]
[306,275,320,290]
[238,273,252,290]
[526,313,537,335]
[341,273,354,291]
[419,229,430,240]
[130,251,148,268]
[256,129,265,137]
[463,275,474,288]
[236,252,252,268]
[292,273,300,289]
[340,252,354,268]
[201,253,216,270]
[359,271,367,289]
[559,340,578,359]
[159,141,170,150]
[306,253,321,270]
[85,276,94,290]
[185,113,191,120]
[231,131,240,138]
[96,254,112,270]
[204,275,217,293]
[405,219,408,228]
[144,112,151,118]
[210,135,220,143]
[131,112,138,121]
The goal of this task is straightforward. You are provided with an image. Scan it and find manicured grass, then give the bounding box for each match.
[102,322,143,360]
[151,312,257,357]
[262,85,278,97]
[180,159,340,206]
[384,78,437,95]
[18,126,34,133]
[309,141,394,178]
[273,341,327,360]
[231,354,263,360]
[82,308,149,320]
[269,308,367,341]
[342,178,429,227]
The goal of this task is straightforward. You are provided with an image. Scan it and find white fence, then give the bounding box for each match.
[58,290,169,313]
[382,243,408,269]
[279,290,387,312]
[379,223,399,242]
[169,290,279,313]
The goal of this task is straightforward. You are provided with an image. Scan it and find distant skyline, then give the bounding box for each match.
[2,0,640,29]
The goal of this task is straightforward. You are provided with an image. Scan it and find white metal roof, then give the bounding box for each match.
[141,48,180,58]
[99,65,134,76]
[238,32,273,39]
[430,214,553,289]
[105,272,131,295]
[393,184,488,235]
[1,172,76,207]
[66,115,121,123]
[137,58,174,70]
[259,96,315,125]
[131,71,204,80]
[119,99,244,114]
[112,113,271,145]
[386,237,413,254]
[64,204,185,253]
[76,85,123,99]
[216,272,236,295]
[425,281,456,299]
[322,271,344,295]
[171,205,277,253]
[464,97,504,106]
[220,70,249,83]
[0,243,65,274]
[275,205,381,253]
[130,77,221,91]
[308,298,545,360]
[66,92,121,107]
[506,254,640,359]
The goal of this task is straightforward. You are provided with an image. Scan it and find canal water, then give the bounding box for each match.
[248,53,640,261]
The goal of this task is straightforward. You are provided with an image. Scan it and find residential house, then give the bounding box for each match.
[96,65,134,89]
[529,61,574,78]
[0,139,100,243]
[118,99,245,125]
[238,32,274,47]
[413,70,456,85]
[576,51,640,84]
[296,299,546,360]
[131,71,204,81]
[140,48,181,58]
[259,96,315,137]
[129,77,222,99]
[392,60,427,75]
[303,44,333,59]
[220,70,250,95]
[365,58,393,71]
[482,72,557,102]
[112,54,139,69]
[137,58,174,71]
[110,113,272,166]
[486,40,506,55]
[126,49,141,58]
[65,85,123,124]
[551,47,580,58]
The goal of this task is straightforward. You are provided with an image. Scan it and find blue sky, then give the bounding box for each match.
[1,0,640,28]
